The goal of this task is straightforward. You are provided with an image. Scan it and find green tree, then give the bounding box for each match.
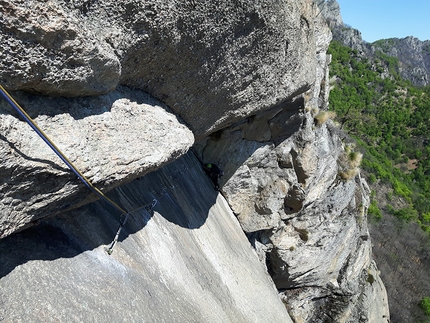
[420,297,430,317]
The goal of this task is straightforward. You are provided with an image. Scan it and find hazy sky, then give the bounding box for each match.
[336,0,430,42]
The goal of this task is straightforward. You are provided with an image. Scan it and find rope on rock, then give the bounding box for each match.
[105,199,158,255]
[0,86,165,255]
[0,86,210,255]
[0,85,128,216]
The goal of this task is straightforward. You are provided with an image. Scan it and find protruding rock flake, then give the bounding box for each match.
[0,87,194,237]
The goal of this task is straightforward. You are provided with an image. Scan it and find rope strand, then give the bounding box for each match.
[0,86,207,255]
[0,85,127,215]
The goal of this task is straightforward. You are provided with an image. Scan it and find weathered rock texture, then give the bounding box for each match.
[0,0,332,235]
[0,86,194,237]
[317,0,343,25]
[0,152,292,323]
[194,5,389,319]
[198,109,390,322]
[1,0,320,138]
[0,0,121,96]
[0,0,390,322]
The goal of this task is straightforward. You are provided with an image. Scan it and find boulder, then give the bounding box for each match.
[0,86,194,238]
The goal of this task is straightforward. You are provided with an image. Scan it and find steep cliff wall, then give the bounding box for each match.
[1,0,321,236]
[197,107,389,322]
[1,0,389,322]
[317,0,371,56]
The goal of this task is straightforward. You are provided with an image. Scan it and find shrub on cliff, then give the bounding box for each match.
[314,111,336,126]
[338,144,362,181]
[328,39,430,228]
[419,297,430,317]
[368,200,382,220]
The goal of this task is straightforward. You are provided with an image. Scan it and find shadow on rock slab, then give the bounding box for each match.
[0,151,218,279]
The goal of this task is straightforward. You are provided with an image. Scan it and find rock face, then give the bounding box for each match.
[0,86,194,238]
[0,0,390,322]
[372,37,430,86]
[1,0,319,138]
[0,0,121,96]
[194,2,389,319]
[0,152,292,323]
[317,0,343,25]
[317,0,372,56]
[198,110,389,322]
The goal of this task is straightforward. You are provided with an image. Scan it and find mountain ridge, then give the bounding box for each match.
[318,0,430,86]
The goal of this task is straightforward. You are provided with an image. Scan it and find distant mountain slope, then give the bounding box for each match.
[373,37,430,86]
[318,0,430,86]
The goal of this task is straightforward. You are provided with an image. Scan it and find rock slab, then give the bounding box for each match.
[0,152,292,323]
[0,86,194,238]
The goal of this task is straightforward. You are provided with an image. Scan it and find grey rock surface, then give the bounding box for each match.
[0,152,292,323]
[197,105,389,321]
[0,1,391,322]
[0,0,121,96]
[318,0,372,55]
[1,0,320,138]
[0,86,194,238]
[317,0,343,25]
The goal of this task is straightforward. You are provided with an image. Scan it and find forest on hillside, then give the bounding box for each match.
[328,40,430,231]
[327,40,430,322]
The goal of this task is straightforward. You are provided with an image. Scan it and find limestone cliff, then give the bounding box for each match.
[1,1,389,322]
